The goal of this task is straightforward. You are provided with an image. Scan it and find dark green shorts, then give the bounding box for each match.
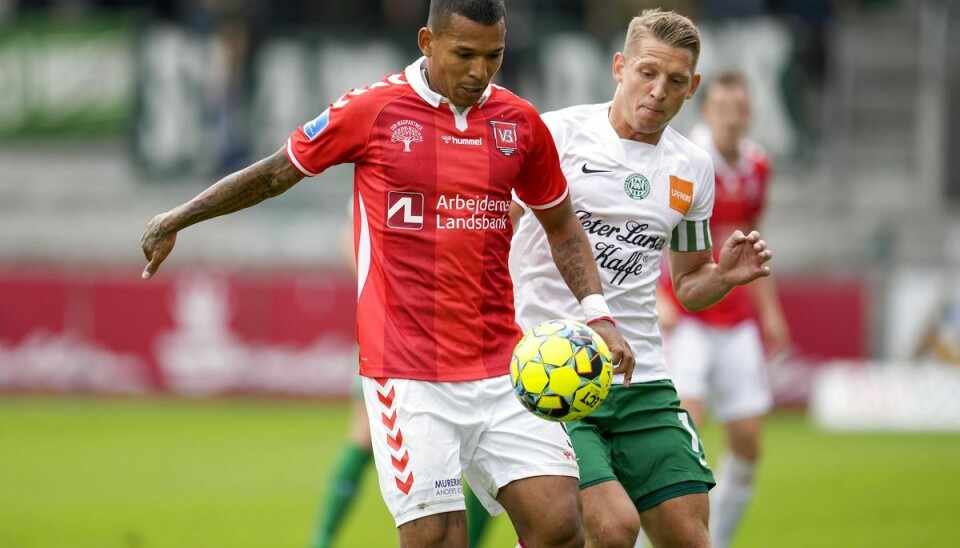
[567,380,715,513]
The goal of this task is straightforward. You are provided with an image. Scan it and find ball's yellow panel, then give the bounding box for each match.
[519,361,549,394]
[510,356,520,386]
[573,347,595,375]
[598,363,613,389]
[533,320,565,337]
[538,336,574,366]
[537,394,564,410]
[548,365,582,398]
[514,334,542,365]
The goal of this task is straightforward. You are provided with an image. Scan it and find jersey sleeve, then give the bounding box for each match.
[513,109,569,210]
[285,88,382,177]
[670,151,716,252]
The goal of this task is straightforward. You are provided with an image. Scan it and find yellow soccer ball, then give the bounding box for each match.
[510,319,613,422]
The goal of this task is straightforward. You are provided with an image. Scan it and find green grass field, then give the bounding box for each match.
[1,398,958,548]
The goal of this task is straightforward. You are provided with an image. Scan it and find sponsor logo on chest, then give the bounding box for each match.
[669,175,694,215]
[387,191,425,230]
[390,119,424,153]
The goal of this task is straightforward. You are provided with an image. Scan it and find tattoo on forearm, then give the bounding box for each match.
[553,235,590,300]
[182,150,300,228]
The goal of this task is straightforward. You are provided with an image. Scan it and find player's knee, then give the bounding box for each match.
[599,514,641,548]
[730,440,761,464]
[525,503,585,547]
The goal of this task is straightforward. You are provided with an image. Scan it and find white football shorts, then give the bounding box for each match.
[361,374,579,526]
[665,319,772,422]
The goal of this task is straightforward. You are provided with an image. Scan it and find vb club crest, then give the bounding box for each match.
[490,121,517,156]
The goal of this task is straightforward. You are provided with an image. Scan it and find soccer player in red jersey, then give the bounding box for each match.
[658,71,790,548]
[140,1,635,547]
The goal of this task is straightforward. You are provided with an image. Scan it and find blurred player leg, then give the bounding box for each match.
[311,398,372,548]
[709,322,770,548]
[710,416,763,548]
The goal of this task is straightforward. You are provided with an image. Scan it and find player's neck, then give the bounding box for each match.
[422,67,469,115]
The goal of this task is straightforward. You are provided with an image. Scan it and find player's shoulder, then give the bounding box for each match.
[328,71,414,113]
[541,102,607,128]
[664,126,713,169]
[741,138,771,166]
[487,84,546,121]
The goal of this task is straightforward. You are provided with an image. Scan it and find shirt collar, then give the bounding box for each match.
[404,56,493,109]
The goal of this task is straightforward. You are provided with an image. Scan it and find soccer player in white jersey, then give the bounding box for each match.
[140,1,636,547]
[510,10,774,548]
[657,71,791,548]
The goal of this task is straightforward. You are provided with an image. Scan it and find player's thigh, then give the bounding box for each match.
[361,377,477,528]
[711,321,772,423]
[665,320,713,401]
[638,492,710,548]
[466,376,579,511]
[580,481,640,548]
[604,384,714,510]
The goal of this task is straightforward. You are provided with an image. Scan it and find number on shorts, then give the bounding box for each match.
[678,412,709,467]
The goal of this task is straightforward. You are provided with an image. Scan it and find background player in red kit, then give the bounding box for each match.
[139,1,634,547]
[658,71,790,548]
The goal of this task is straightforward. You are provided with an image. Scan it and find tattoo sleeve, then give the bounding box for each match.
[165,148,304,232]
[551,233,591,301]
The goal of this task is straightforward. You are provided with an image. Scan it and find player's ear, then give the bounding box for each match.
[612,52,625,84]
[687,73,701,100]
[418,27,434,57]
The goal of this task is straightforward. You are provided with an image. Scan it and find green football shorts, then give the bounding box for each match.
[567,380,716,513]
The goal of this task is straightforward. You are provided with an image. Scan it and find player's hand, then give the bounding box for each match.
[140,214,177,280]
[716,230,772,287]
[589,320,635,387]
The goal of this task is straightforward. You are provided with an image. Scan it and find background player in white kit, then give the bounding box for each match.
[511,10,774,548]
[657,71,791,548]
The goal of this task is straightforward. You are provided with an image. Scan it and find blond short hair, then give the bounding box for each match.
[623,9,701,70]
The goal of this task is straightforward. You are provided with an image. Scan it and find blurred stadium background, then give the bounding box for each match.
[1,0,959,546]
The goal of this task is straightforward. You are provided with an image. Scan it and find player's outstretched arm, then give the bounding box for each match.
[140,147,304,280]
[531,197,636,382]
[670,229,772,312]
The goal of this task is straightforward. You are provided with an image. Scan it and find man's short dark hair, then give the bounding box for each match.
[428,0,506,33]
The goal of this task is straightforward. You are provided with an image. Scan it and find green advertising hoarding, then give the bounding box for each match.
[0,19,134,137]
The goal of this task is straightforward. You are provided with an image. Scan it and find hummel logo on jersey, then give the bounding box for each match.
[581,163,612,174]
[387,191,424,230]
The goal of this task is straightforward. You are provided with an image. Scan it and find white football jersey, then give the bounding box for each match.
[510,102,715,384]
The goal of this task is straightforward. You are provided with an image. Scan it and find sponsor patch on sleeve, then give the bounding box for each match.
[669,175,694,215]
[302,109,330,141]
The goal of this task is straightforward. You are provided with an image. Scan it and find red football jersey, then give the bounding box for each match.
[287,58,569,381]
[669,125,771,326]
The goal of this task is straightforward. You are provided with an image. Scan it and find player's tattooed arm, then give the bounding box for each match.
[140,147,304,279]
[550,234,591,300]
[160,147,303,232]
[530,197,597,300]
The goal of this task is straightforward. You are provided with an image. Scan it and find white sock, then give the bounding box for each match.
[709,451,757,548]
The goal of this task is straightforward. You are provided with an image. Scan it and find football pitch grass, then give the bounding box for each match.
[1,398,958,548]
